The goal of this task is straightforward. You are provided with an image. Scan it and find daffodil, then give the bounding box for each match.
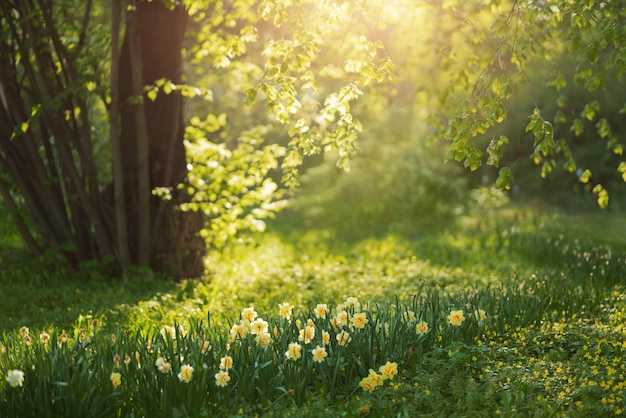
[314,303,328,319]
[155,357,171,374]
[215,370,231,387]
[359,376,376,392]
[220,355,233,370]
[241,307,257,322]
[6,369,24,387]
[250,318,269,335]
[255,332,272,347]
[311,345,328,363]
[178,364,194,383]
[336,330,351,346]
[110,372,121,388]
[416,321,429,335]
[278,302,293,320]
[298,325,315,344]
[379,361,398,380]
[448,309,465,327]
[351,312,368,329]
[285,342,302,360]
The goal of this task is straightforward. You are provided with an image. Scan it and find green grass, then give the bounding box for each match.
[1,205,626,416]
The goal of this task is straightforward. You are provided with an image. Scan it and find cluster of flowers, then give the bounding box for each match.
[105,323,232,390]
[5,299,488,396]
[358,361,398,392]
[280,297,369,364]
[5,327,54,388]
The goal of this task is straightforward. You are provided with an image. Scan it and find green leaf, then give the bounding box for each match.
[585,44,599,64]
[570,119,584,136]
[495,167,514,190]
[147,89,158,101]
[245,88,257,106]
[581,100,600,121]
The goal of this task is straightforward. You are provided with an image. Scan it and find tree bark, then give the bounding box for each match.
[118,0,205,278]
[110,0,131,271]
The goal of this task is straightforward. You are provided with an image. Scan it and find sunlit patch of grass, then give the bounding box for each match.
[1,206,626,416]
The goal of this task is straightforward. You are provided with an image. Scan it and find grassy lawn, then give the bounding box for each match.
[1,205,625,416]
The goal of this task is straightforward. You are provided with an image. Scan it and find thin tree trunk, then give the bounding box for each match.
[127,4,152,267]
[110,0,131,270]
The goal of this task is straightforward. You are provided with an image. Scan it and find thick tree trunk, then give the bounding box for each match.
[118,1,205,278]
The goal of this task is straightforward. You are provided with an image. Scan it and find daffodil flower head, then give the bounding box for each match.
[448,310,465,327]
[6,369,24,387]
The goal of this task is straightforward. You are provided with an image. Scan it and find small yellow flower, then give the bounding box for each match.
[110,372,121,388]
[241,307,257,322]
[250,318,269,335]
[230,323,246,341]
[336,330,351,346]
[20,326,29,336]
[345,297,361,312]
[474,309,486,322]
[335,311,349,327]
[447,310,465,327]
[278,302,293,320]
[311,345,328,363]
[215,370,231,387]
[220,355,233,370]
[314,304,328,319]
[322,330,331,345]
[39,332,50,344]
[155,357,171,374]
[359,376,376,392]
[351,312,368,330]
[178,364,194,383]
[368,369,384,387]
[299,325,316,344]
[285,342,302,360]
[201,340,211,354]
[113,354,121,368]
[255,332,272,347]
[415,321,429,335]
[379,361,398,380]
[6,369,24,387]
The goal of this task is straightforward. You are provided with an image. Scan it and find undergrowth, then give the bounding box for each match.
[1,206,625,416]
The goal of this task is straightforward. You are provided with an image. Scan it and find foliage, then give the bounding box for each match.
[435,0,626,208]
[0,0,393,275]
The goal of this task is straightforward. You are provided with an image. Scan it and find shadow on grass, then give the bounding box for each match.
[0,246,182,332]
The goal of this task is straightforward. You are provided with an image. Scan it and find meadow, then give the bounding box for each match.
[1,199,626,417]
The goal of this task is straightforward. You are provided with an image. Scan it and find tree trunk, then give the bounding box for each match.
[117,1,205,278]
